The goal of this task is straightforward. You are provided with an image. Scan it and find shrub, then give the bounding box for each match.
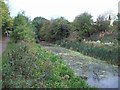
[2,41,93,88]
[11,25,35,43]
[3,42,32,87]
[11,13,35,43]
[2,41,53,88]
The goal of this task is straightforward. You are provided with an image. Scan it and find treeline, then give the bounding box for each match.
[1,0,119,65]
[2,0,119,42]
[31,13,119,43]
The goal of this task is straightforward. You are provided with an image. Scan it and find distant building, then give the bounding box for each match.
[108,15,113,26]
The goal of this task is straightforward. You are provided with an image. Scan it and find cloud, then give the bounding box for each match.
[8,0,119,21]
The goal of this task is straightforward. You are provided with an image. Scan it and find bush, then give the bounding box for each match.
[2,41,93,88]
[11,25,35,43]
[2,42,43,88]
[11,13,35,43]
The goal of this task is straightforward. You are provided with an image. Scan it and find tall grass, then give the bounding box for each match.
[56,40,119,65]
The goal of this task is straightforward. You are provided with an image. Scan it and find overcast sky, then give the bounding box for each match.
[7,0,119,21]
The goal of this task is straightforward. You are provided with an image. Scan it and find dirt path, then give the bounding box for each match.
[40,41,119,88]
[0,37,9,55]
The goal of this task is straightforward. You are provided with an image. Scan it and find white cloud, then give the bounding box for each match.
[8,0,119,21]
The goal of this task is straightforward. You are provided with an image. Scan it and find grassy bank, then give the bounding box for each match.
[55,40,119,65]
[2,40,94,89]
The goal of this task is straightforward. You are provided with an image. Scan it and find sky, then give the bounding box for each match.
[7,0,119,22]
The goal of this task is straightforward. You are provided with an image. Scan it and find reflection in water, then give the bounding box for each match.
[87,75,119,88]
[85,64,119,89]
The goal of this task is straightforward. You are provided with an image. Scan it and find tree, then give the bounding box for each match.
[39,20,50,40]
[117,13,120,41]
[32,17,47,41]
[11,13,35,43]
[13,12,30,28]
[46,17,70,42]
[1,0,13,36]
[73,12,93,38]
[96,15,109,32]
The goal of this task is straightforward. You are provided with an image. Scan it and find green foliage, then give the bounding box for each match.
[3,42,36,78]
[56,40,118,65]
[11,13,35,43]
[113,20,118,26]
[32,17,47,41]
[1,0,13,36]
[73,12,93,38]
[39,20,50,40]
[32,17,46,30]
[2,41,53,88]
[3,42,35,87]
[117,13,120,42]
[13,12,29,27]
[96,15,109,32]
[2,40,92,88]
[45,17,70,42]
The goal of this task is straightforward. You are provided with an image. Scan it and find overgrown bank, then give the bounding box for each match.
[2,41,92,88]
[55,40,119,65]
[2,13,93,89]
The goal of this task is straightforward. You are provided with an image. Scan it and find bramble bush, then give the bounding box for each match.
[2,41,93,88]
[2,41,49,88]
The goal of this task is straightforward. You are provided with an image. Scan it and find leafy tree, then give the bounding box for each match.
[1,0,13,36]
[117,13,120,41]
[73,12,93,38]
[11,13,35,43]
[39,20,50,40]
[32,17,47,41]
[96,15,109,32]
[13,12,29,28]
[46,17,70,42]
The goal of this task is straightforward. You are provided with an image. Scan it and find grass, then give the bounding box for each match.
[55,40,119,65]
[2,40,94,89]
